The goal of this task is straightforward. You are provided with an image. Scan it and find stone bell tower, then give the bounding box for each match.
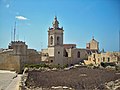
[47,16,64,65]
[48,16,64,47]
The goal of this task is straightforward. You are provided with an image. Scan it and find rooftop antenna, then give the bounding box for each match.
[92,36,94,40]
[118,30,120,52]
[13,21,16,41]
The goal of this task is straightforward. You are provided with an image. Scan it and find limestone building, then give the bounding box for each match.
[85,38,120,65]
[86,36,99,51]
[41,16,99,66]
[85,52,120,65]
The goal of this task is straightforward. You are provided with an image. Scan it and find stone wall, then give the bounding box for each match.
[27,49,41,64]
[0,53,21,72]
[0,48,41,73]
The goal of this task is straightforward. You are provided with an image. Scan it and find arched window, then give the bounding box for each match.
[57,36,60,45]
[103,57,105,62]
[64,49,68,57]
[108,57,110,62]
[77,51,80,58]
[50,36,53,45]
[93,54,95,58]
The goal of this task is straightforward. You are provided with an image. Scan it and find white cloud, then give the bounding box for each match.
[15,16,28,20]
[6,4,10,8]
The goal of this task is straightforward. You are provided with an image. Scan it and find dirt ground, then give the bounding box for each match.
[25,67,120,90]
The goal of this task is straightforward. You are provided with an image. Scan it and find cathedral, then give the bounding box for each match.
[41,16,99,66]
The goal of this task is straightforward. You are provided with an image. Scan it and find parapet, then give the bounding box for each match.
[49,27,63,30]
[11,41,25,44]
[8,40,28,50]
[63,44,76,49]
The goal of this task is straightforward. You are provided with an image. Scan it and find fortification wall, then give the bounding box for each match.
[27,49,41,64]
[0,53,20,73]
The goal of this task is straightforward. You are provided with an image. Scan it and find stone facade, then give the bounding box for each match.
[0,51,21,72]
[41,16,99,66]
[86,37,99,50]
[0,41,41,73]
[85,52,120,65]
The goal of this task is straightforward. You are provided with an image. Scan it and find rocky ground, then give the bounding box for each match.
[25,67,120,90]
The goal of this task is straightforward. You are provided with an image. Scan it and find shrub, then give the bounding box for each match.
[101,62,116,68]
[24,63,49,69]
[63,64,69,68]
[25,64,29,67]
[55,64,61,69]
[115,65,120,71]
[88,63,94,66]
[101,62,107,68]
[48,64,62,69]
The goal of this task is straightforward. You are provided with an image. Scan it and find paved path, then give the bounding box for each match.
[6,74,22,90]
[0,70,16,90]
[0,70,22,90]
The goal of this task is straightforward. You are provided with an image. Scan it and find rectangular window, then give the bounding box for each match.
[108,57,110,62]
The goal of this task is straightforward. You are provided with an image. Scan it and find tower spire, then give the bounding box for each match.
[54,16,57,20]
[52,16,59,29]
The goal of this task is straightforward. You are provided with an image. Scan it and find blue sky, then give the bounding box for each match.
[0,0,120,51]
